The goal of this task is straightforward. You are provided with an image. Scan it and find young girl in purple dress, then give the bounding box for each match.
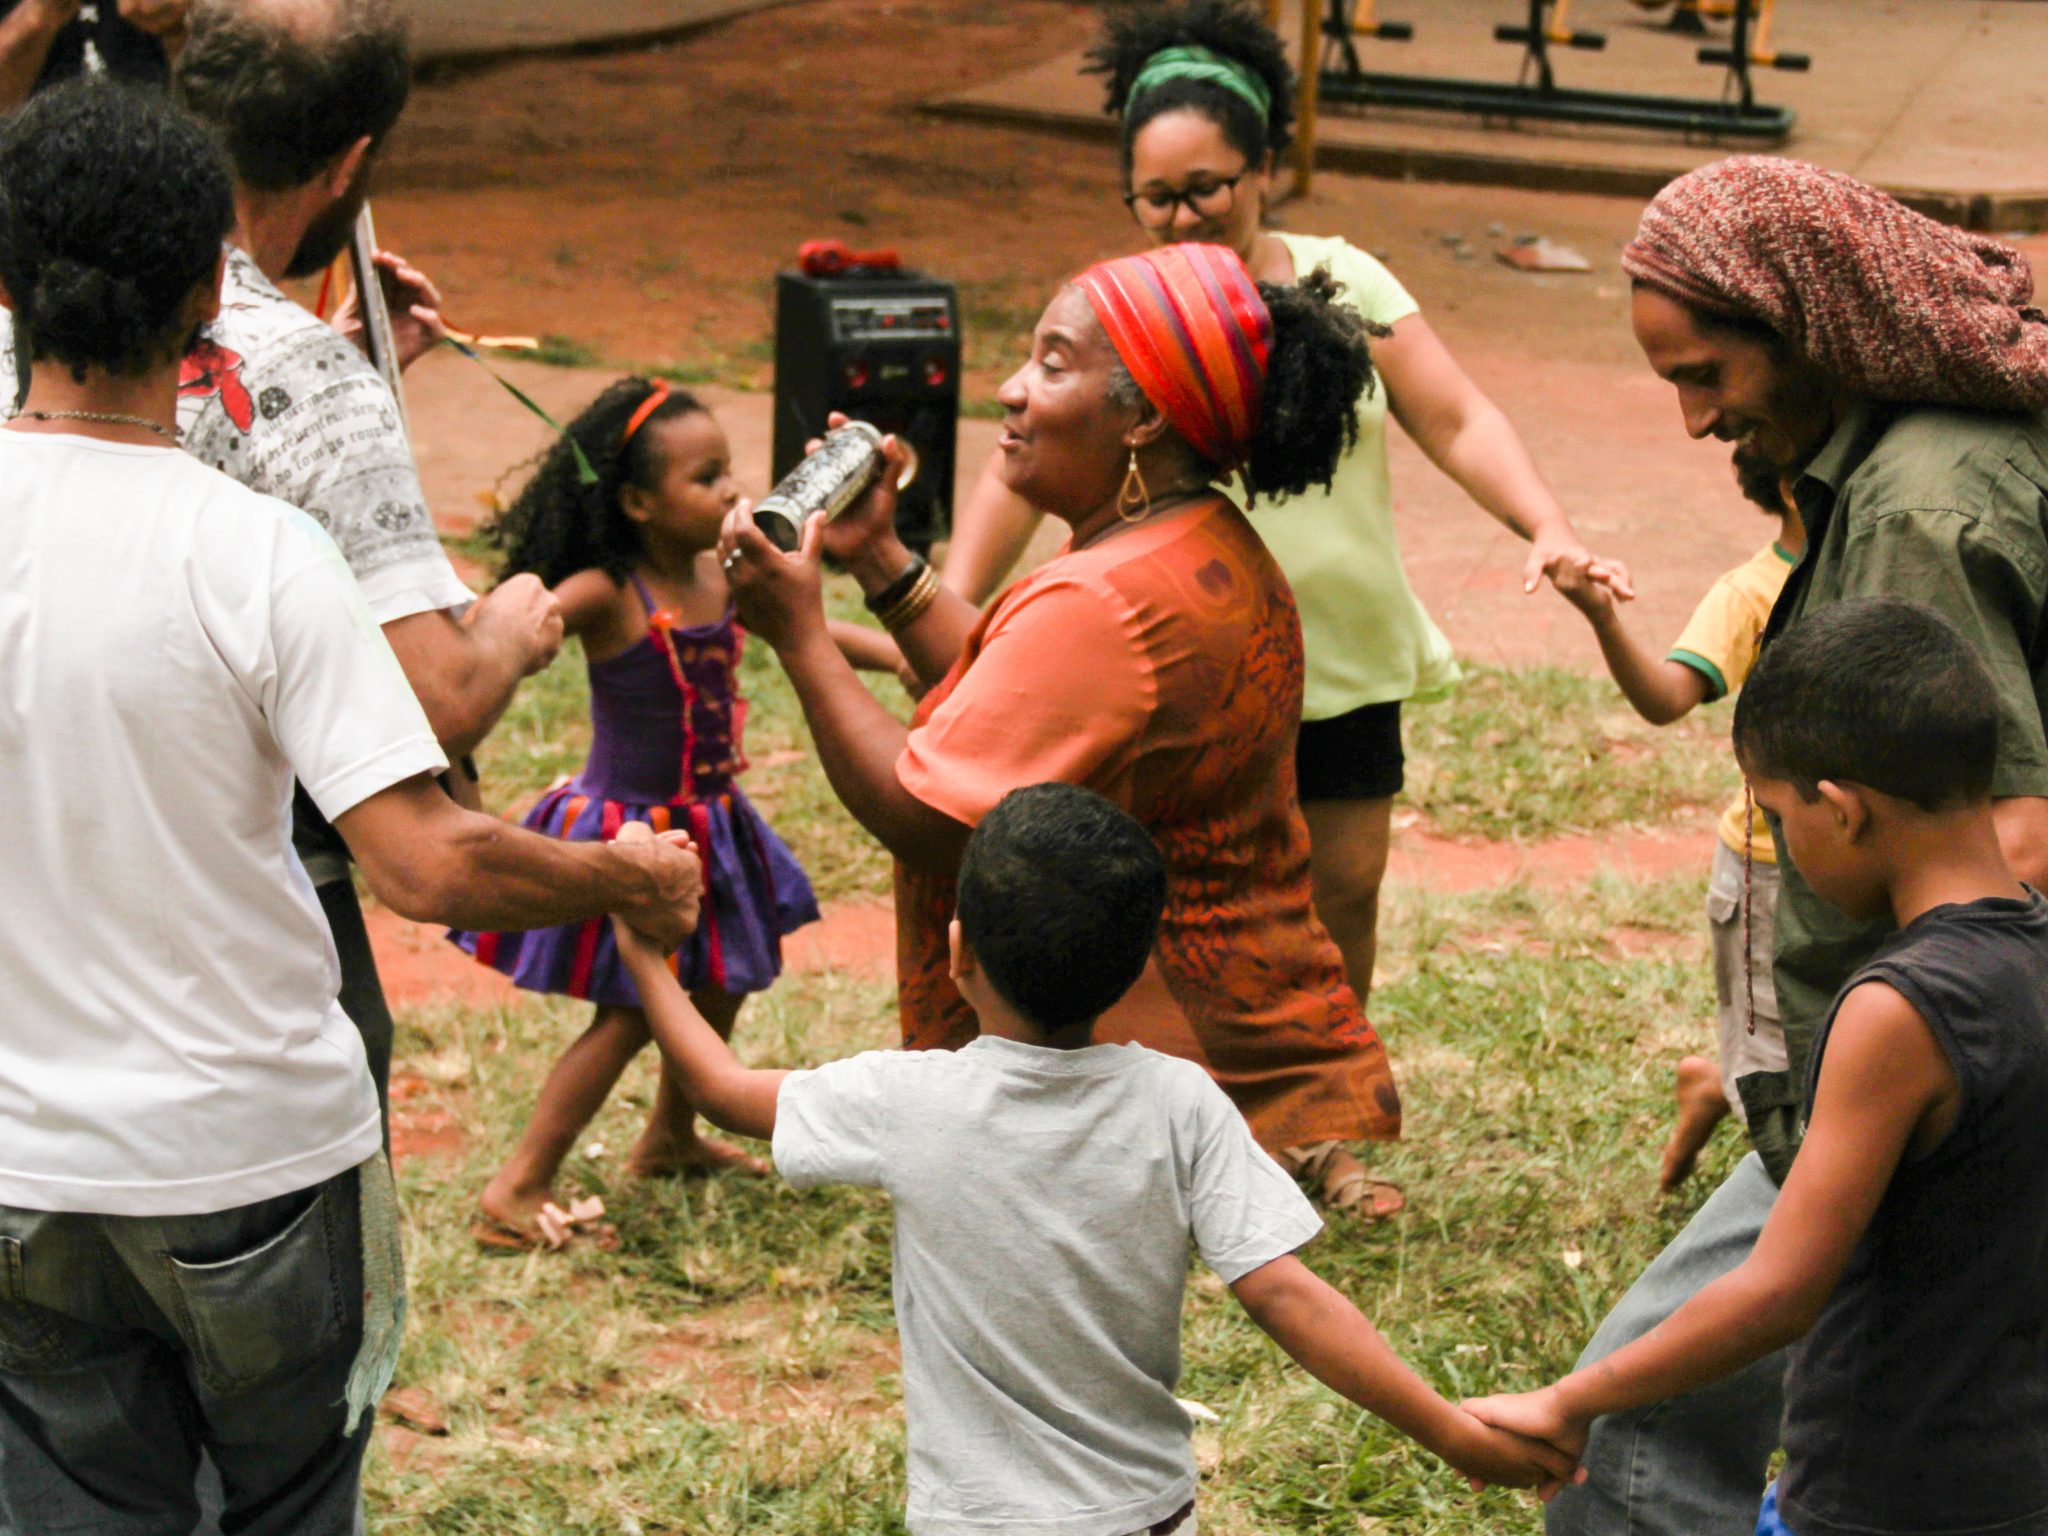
[457,377,818,1245]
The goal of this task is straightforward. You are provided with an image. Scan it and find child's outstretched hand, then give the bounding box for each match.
[1438,1404,1585,1503]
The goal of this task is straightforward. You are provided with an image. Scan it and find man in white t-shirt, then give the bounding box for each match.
[0,83,697,1535]
[611,783,1577,1534]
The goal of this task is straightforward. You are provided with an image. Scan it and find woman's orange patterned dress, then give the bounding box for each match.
[893,495,1400,1152]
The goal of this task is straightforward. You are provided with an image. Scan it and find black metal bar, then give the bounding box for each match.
[1316,0,1798,142]
[1727,0,1755,111]
[1323,0,1364,78]
[1317,68,1795,137]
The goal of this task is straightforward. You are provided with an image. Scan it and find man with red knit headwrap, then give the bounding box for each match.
[1526,157,2048,1536]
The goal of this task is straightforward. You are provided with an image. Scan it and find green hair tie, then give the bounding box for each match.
[1128,44,1273,122]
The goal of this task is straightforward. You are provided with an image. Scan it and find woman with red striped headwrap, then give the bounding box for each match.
[721,242,1406,1170]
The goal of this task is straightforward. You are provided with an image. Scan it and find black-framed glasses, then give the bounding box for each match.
[1122,172,1247,231]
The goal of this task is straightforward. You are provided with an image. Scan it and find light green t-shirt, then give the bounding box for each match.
[1230,232,1461,720]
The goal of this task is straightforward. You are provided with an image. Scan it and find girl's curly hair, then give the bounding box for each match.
[487,377,707,588]
[1086,0,1296,176]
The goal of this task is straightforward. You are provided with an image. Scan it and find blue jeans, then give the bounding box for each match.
[0,1166,370,1535]
[1545,1154,1787,1536]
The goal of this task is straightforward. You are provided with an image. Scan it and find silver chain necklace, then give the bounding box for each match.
[11,409,179,443]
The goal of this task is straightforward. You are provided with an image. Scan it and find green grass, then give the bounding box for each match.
[1404,666,1740,841]
[379,658,1742,1530]
[370,870,1732,1533]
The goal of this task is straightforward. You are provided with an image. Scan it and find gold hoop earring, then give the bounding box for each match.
[1117,448,1150,523]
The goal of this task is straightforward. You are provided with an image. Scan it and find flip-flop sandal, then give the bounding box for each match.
[471,1217,558,1254]
[1283,1143,1406,1220]
[471,1195,611,1254]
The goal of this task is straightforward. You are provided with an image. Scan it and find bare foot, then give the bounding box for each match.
[1659,1055,1731,1192]
[625,1130,771,1179]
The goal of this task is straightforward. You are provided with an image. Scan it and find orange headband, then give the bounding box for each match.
[1074,244,1271,470]
[620,380,672,446]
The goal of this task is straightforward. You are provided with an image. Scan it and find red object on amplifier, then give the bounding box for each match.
[798,239,902,278]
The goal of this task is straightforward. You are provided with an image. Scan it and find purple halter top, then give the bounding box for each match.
[576,573,747,806]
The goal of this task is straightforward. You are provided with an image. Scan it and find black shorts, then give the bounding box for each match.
[1295,699,1404,802]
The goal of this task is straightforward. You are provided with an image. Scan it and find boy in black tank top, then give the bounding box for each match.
[1462,596,2048,1536]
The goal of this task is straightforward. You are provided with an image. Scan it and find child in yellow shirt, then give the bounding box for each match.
[1554,451,1803,1190]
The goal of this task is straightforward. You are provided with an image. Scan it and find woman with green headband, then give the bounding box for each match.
[940,0,1631,1214]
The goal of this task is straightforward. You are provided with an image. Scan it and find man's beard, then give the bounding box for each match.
[1751,354,1839,480]
[1731,444,1787,514]
[283,180,370,280]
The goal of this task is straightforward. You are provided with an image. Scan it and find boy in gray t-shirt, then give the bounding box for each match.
[618,784,1578,1535]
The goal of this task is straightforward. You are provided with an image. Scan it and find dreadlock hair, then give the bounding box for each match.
[487,376,708,589]
[1245,266,1382,500]
[1089,0,1296,178]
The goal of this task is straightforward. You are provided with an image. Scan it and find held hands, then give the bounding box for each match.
[1526,527,1634,605]
[609,824,702,953]
[1439,1403,1586,1504]
[331,249,450,373]
[1547,551,1619,621]
[471,573,565,677]
[1459,1386,1590,1503]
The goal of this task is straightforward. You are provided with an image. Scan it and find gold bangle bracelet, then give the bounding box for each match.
[880,565,942,633]
[880,567,940,632]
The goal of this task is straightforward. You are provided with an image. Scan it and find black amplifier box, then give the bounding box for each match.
[772,268,961,554]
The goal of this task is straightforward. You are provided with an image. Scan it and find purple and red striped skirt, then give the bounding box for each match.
[450,779,819,1005]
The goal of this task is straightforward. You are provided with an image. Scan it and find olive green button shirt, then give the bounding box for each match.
[1741,400,2048,1184]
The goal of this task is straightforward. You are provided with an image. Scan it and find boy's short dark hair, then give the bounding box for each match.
[1734,596,1999,810]
[175,0,410,192]
[955,784,1167,1040]
[0,82,234,380]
